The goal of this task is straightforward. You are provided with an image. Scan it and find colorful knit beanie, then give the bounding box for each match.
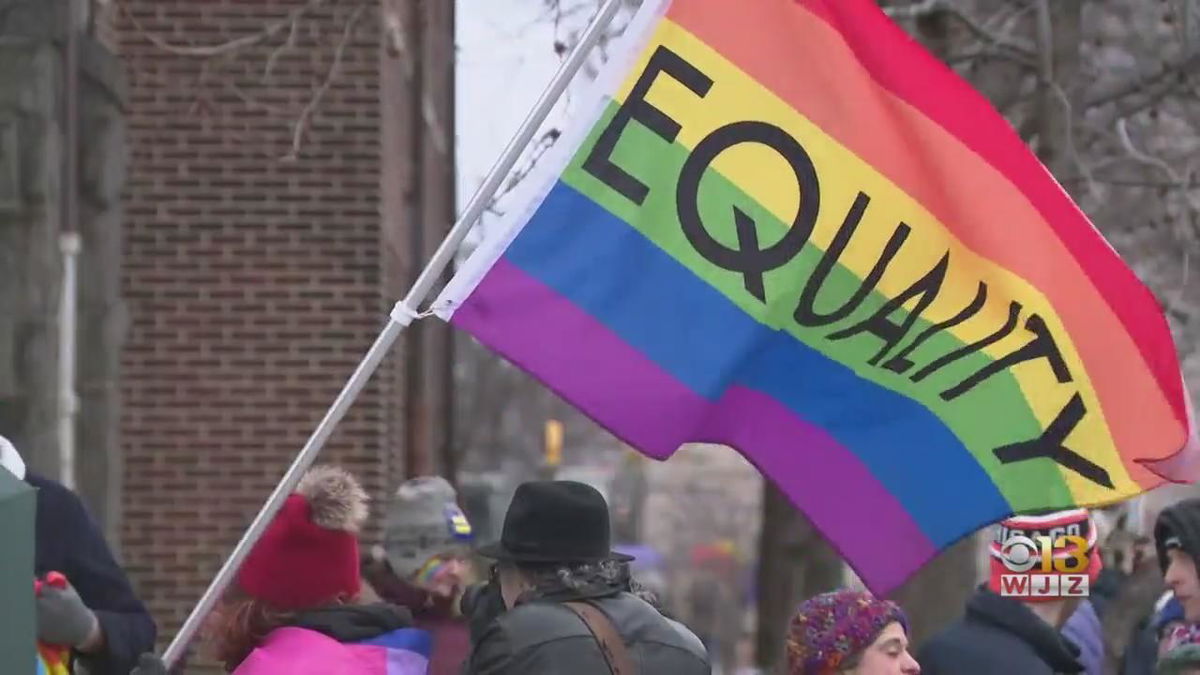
[786,589,908,675]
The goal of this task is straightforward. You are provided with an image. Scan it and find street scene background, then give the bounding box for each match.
[0,0,1198,672]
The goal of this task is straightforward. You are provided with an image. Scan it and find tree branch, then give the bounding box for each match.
[1034,0,1054,81]
[1116,117,1182,182]
[945,46,1038,69]
[883,0,942,20]
[1086,52,1200,109]
[281,3,368,161]
[1052,82,1099,198]
[118,0,326,57]
[1060,175,1200,189]
[885,0,1036,55]
[483,128,562,218]
[227,82,291,116]
[1031,0,1089,188]
[123,0,368,161]
[264,13,303,78]
[380,0,450,157]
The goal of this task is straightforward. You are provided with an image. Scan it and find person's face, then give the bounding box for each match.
[842,622,920,675]
[410,551,472,599]
[426,557,469,597]
[1166,549,1200,621]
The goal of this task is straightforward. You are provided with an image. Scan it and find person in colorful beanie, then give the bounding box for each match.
[361,476,475,675]
[786,589,919,675]
[191,465,430,674]
[918,509,1101,675]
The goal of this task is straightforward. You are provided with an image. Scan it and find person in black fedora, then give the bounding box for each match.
[462,480,710,674]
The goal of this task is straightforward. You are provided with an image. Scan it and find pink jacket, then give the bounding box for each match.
[233,626,430,675]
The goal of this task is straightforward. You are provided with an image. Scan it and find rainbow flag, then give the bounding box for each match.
[36,643,70,675]
[436,0,1197,591]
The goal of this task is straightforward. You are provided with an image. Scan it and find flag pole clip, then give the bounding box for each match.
[390,300,429,327]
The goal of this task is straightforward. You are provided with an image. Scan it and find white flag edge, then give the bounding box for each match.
[433,0,673,320]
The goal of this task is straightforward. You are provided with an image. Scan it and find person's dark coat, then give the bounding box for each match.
[1089,568,1163,675]
[29,473,156,675]
[463,581,709,674]
[1121,618,1164,675]
[918,588,1083,675]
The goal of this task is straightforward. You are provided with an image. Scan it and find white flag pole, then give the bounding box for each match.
[163,0,625,665]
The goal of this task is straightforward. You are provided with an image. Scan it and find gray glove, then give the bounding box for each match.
[130,653,169,675]
[36,579,99,648]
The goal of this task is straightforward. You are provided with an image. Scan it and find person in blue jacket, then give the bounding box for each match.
[1,434,157,675]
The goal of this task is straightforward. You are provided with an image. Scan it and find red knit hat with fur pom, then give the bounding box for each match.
[237,465,369,610]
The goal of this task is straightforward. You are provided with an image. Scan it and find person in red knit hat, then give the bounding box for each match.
[197,465,433,674]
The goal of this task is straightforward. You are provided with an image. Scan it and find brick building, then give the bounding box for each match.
[111,0,455,654]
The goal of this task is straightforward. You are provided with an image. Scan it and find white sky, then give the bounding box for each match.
[455,1,604,229]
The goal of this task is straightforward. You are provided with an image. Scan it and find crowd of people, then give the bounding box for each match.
[9,428,1200,674]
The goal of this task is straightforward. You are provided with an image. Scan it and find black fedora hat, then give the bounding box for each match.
[478,481,634,563]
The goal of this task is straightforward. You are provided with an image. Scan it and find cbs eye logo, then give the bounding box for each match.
[998,535,1089,573]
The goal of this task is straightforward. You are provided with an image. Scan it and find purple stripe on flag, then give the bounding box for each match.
[384,649,429,675]
[452,259,937,592]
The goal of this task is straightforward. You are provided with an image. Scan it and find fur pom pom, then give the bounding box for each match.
[297,465,369,533]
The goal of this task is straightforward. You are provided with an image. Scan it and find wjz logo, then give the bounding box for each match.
[995,528,1090,598]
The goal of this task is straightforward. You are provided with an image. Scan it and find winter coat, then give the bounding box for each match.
[234,603,430,675]
[362,551,471,675]
[1062,599,1103,675]
[464,590,710,674]
[918,588,1083,675]
[28,473,157,675]
[1121,627,1158,675]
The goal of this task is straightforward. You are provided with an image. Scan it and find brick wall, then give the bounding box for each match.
[114,0,398,652]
